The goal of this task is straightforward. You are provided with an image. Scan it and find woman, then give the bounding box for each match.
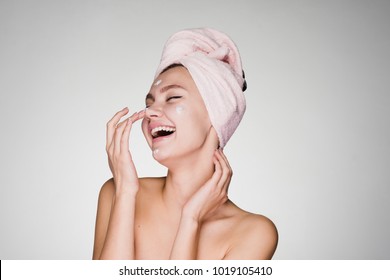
[93,28,278,259]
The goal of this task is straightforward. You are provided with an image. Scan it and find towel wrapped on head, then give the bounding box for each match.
[155,28,247,148]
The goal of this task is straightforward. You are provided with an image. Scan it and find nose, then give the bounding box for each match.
[145,104,163,119]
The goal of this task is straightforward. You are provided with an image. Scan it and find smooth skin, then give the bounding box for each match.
[93,67,278,260]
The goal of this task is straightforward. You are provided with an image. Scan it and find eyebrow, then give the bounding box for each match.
[145,84,185,102]
[159,84,185,93]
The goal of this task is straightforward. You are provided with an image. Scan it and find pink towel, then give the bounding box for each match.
[155,28,247,148]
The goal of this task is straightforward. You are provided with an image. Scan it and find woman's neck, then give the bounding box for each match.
[162,147,215,213]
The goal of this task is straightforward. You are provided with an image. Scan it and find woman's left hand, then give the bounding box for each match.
[182,149,232,222]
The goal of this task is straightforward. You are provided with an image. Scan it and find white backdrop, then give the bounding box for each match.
[0,0,389,259]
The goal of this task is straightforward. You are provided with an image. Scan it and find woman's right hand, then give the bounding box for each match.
[106,107,145,196]
[181,149,232,222]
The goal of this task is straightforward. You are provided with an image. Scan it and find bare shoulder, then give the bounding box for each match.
[92,178,115,259]
[223,204,278,260]
[99,178,115,198]
[96,177,165,204]
[138,177,166,191]
[98,177,165,194]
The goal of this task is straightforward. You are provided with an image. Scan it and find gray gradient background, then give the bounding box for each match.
[0,0,389,259]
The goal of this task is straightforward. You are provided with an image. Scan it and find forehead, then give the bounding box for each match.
[145,66,202,102]
[146,66,198,99]
[156,65,192,84]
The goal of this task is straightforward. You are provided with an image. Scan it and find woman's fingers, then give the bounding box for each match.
[218,149,232,173]
[106,107,129,150]
[107,108,145,157]
[214,149,232,194]
[121,110,145,152]
[208,154,222,185]
[114,116,131,156]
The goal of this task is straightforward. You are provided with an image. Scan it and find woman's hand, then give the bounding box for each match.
[106,107,145,196]
[182,149,232,222]
[169,149,232,259]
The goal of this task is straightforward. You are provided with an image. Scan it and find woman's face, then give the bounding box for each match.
[141,66,216,163]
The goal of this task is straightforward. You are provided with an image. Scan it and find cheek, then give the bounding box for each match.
[164,105,187,118]
[175,105,184,115]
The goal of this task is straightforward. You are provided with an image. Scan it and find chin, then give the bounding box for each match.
[152,140,210,169]
[150,144,178,167]
[151,148,169,165]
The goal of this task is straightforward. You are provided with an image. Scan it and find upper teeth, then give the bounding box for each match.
[151,126,176,137]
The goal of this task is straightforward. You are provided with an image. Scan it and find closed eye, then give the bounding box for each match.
[167,96,182,102]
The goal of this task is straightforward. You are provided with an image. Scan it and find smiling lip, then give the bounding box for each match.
[152,133,174,143]
[151,130,176,143]
[148,122,175,131]
[148,122,176,143]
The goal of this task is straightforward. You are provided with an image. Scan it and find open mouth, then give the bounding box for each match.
[151,126,176,139]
